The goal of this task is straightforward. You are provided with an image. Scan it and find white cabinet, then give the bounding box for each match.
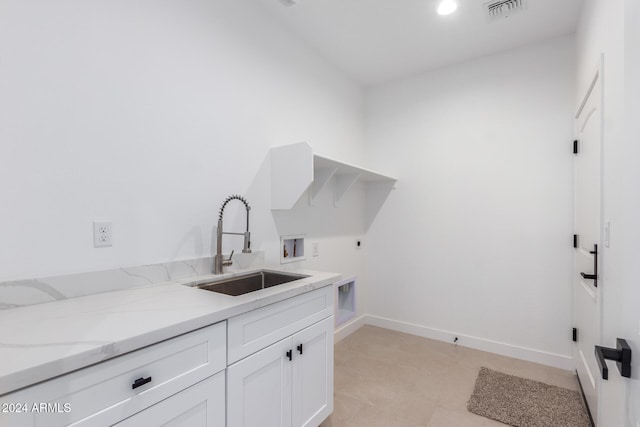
[227,336,293,427]
[227,285,334,364]
[227,316,334,427]
[1,283,336,427]
[291,317,334,427]
[115,372,225,427]
[0,322,226,427]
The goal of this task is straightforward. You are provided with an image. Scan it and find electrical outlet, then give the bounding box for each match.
[312,242,319,257]
[93,221,112,248]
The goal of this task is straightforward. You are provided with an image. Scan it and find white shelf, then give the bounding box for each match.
[270,142,396,210]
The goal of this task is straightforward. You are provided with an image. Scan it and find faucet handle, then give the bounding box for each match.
[222,250,234,267]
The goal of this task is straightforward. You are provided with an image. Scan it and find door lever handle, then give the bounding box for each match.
[580,273,597,280]
[595,338,631,380]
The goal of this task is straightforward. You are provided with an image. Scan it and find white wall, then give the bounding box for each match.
[363,36,576,367]
[0,0,367,287]
[576,0,640,425]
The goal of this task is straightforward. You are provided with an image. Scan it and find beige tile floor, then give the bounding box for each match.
[320,325,580,427]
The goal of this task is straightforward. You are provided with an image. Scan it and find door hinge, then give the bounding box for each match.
[572,327,578,342]
[573,140,579,154]
[573,234,578,249]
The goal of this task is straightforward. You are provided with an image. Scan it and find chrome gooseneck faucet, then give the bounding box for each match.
[214,194,251,274]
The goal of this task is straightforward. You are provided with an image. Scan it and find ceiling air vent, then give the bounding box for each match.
[484,0,527,21]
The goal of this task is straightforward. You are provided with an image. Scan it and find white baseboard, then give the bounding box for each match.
[334,314,366,343]
[364,315,574,371]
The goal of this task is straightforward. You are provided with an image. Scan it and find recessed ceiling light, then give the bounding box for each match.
[437,0,458,15]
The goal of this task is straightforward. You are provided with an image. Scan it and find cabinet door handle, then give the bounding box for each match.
[297,344,303,355]
[132,376,152,390]
[286,350,292,361]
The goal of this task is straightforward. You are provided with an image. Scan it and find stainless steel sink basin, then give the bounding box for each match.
[193,270,309,296]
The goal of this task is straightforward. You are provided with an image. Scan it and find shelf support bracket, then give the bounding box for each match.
[309,167,338,206]
[334,173,360,207]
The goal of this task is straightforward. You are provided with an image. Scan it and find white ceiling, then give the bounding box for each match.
[250,0,584,86]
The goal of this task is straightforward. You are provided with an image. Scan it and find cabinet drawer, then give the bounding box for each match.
[228,286,334,364]
[115,372,225,427]
[0,322,226,427]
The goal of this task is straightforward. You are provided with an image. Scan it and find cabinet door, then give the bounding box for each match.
[291,316,334,427]
[227,337,293,427]
[113,372,224,427]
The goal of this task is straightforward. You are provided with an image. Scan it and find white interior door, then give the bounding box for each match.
[599,2,640,425]
[621,3,640,424]
[573,63,603,424]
